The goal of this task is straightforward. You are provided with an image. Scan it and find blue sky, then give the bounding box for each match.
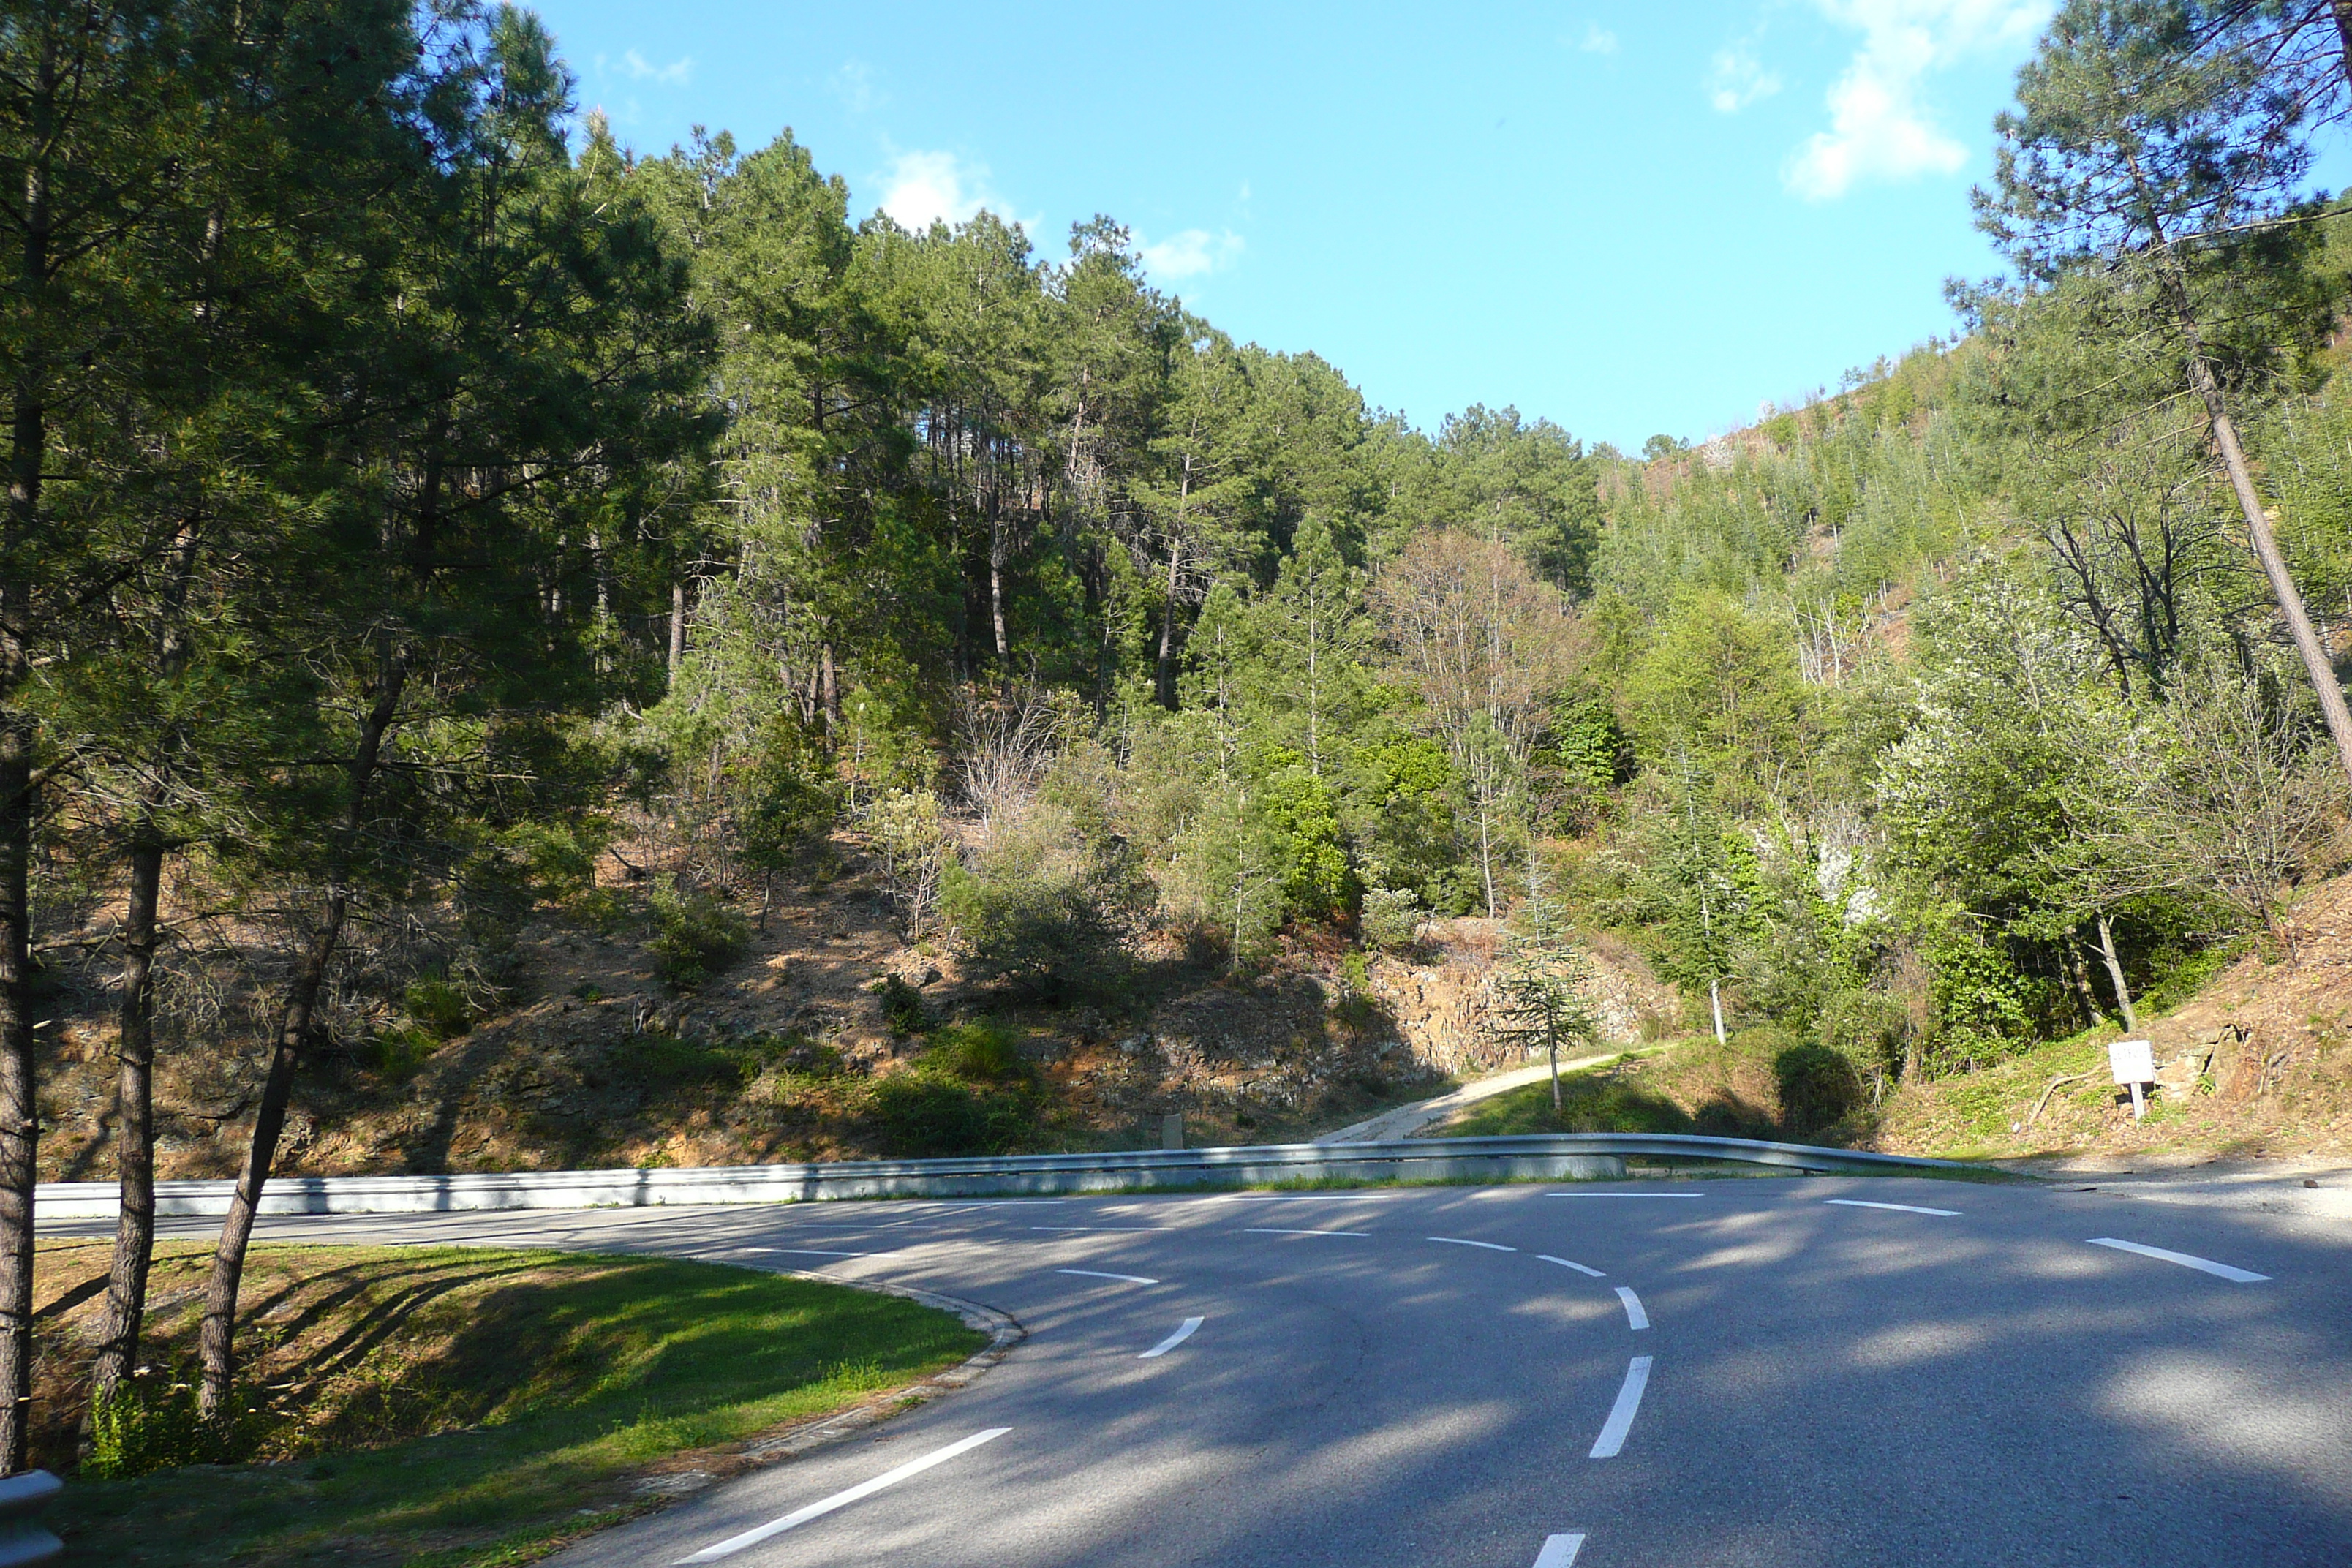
[532,1,2068,448]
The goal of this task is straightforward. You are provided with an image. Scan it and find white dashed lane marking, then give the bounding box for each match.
[674,1428,1011,1563]
[1547,1191,1703,1199]
[1614,1286,1648,1330]
[1139,1317,1205,1359]
[1058,1268,1161,1286]
[1537,1254,1606,1278]
[1533,1533,1586,1567]
[1428,1236,1516,1252]
[1825,1199,1960,1216]
[1589,1356,1654,1459]
[2088,1237,2269,1283]
[1243,1227,1370,1237]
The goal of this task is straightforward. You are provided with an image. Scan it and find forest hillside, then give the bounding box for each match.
[10,0,2352,1452]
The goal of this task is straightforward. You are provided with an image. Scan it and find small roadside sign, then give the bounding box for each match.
[2108,1040,2154,1083]
[2109,1039,2155,1120]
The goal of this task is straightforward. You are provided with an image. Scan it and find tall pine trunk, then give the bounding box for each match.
[197,649,407,1417]
[89,832,164,1403]
[94,520,200,1403]
[668,579,687,685]
[0,27,56,1476]
[1154,456,1193,709]
[0,711,34,1474]
[2133,200,2352,790]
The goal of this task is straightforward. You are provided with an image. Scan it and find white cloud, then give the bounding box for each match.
[1580,22,1619,54]
[834,59,882,113]
[1784,0,2054,200]
[878,150,1004,231]
[619,49,693,87]
[1708,42,1782,112]
[1139,228,1245,282]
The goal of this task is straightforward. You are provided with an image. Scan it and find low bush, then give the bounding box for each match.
[355,1025,437,1082]
[648,880,750,991]
[940,859,1130,1001]
[925,1019,1026,1082]
[403,977,473,1040]
[86,1377,261,1479]
[1773,1042,1866,1134]
[614,1029,807,1092]
[867,1073,1033,1156]
[866,1022,1038,1156]
[1360,886,1423,950]
[872,973,929,1036]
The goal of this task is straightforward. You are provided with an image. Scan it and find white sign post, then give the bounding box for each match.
[2109,1039,2155,1121]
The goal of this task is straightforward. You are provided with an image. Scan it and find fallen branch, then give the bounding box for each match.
[2027,1070,2102,1127]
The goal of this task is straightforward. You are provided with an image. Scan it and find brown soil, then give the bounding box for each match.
[30,838,1683,1181]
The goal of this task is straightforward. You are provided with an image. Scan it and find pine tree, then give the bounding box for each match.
[1491,848,1600,1110]
[1978,0,2352,788]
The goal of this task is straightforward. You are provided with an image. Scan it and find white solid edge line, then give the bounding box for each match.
[674,1427,1011,1563]
[1428,1236,1517,1251]
[1244,1227,1371,1237]
[1139,1316,1205,1359]
[1589,1355,1653,1458]
[2087,1237,2269,1283]
[1058,1267,1162,1285]
[1030,1226,1170,1232]
[1614,1285,1649,1330]
[1533,1533,1587,1568]
[1201,1191,1411,1202]
[1548,1191,1703,1198]
[1537,1254,1607,1278]
[1824,1199,1960,1216]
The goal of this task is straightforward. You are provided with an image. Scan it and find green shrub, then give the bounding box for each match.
[867,1073,1033,1157]
[867,1023,1037,1156]
[404,978,473,1041]
[925,1020,1025,1082]
[649,880,750,991]
[615,1030,803,1091]
[1360,886,1422,950]
[358,1025,438,1082]
[1820,990,1909,1079]
[872,974,929,1036]
[86,1376,258,1479]
[1774,1042,1864,1136]
[939,859,1128,1001]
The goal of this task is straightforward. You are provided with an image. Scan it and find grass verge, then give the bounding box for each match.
[39,1243,984,1568]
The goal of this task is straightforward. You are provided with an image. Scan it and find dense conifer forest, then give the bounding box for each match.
[4,0,2352,1472]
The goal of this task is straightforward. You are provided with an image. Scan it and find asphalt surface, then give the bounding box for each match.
[47,1174,2352,1567]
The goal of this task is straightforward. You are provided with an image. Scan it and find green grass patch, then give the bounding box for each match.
[1437,1063,1696,1138]
[43,1244,983,1568]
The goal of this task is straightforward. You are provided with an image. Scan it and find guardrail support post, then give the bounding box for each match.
[0,1469,64,1564]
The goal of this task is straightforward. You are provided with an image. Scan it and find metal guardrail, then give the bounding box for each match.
[34,1134,1983,1222]
[0,1470,61,1566]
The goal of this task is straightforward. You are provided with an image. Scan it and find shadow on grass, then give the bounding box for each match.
[48,1248,984,1568]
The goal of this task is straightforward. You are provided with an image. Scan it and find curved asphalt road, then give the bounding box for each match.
[49,1175,2352,1566]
